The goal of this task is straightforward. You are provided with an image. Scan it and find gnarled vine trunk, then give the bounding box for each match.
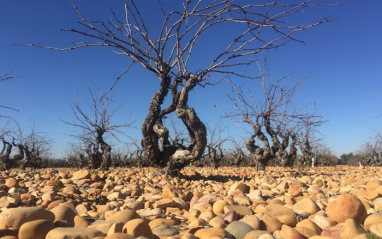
[141,74,207,174]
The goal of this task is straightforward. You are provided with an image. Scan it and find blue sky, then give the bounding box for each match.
[1,0,381,158]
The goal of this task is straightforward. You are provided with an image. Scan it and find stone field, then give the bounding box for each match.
[0,166,382,239]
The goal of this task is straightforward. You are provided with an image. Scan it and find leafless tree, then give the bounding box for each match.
[0,121,52,170]
[310,142,339,166]
[62,89,132,170]
[65,143,85,168]
[224,67,315,170]
[356,131,382,166]
[220,138,248,166]
[202,121,229,168]
[21,126,53,169]
[294,115,325,167]
[23,0,335,174]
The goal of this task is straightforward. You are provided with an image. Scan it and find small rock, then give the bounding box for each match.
[292,197,320,215]
[50,205,77,226]
[194,228,232,239]
[18,219,55,239]
[209,216,226,228]
[243,230,272,239]
[213,200,229,216]
[224,205,253,217]
[151,223,179,237]
[105,209,140,223]
[88,221,123,235]
[327,194,367,224]
[72,170,91,180]
[0,207,55,230]
[369,223,382,237]
[321,224,343,239]
[46,227,104,239]
[5,178,17,188]
[122,218,154,239]
[313,215,336,230]
[260,214,282,233]
[223,210,237,223]
[340,218,366,239]
[366,179,382,191]
[279,225,304,239]
[74,215,90,228]
[296,219,321,235]
[239,215,260,230]
[264,204,297,227]
[104,233,135,239]
[225,221,253,239]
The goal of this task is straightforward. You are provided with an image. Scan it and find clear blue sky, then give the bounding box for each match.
[1,0,381,158]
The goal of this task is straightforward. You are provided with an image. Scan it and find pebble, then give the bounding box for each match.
[122,218,154,239]
[18,219,55,239]
[327,194,367,223]
[45,227,104,239]
[225,221,253,239]
[0,207,55,230]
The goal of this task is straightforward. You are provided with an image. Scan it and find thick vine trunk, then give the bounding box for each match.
[141,75,171,166]
[100,142,111,170]
[245,137,268,171]
[0,140,12,170]
[141,74,207,174]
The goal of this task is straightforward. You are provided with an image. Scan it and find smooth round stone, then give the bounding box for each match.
[365,190,379,201]
[364,213,382,231]
[105,209,140,223]
[5,178,17,188]
[260,214,282,233]
[373,198,382,211]
[340,218,366,239]
[209,216,226,228]
[148,218,177,228]
[239,215,260,230]
[151,223,179,237]
[327,194,367,224]
[243,230,272,239]
[225,221,254,239]
[74,215,90,228]
[122,218,154,239]
[213,200,229,215]
[50,205,77,226]
[18,219,55,239]
[366,179,382,191]
[296,219,321,235]
[313,215,336,230]
[224,205,253,217]
[46,227,104,239]
[369,223,382,237]
[264,204,297,227]
[72,170,90,180]
[194,228,232,239]
[104,233,135,239]
[199,211,214,222]
[294,227,319,238]
[321,224,343,239]
[223,210,237,223]
[0,207,55,230]
[292,197,320,215]
[279,225,304,239]
[228,182,250,195]
[88,221,123,234]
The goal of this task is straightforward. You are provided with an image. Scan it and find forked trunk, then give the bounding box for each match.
[141,74,207,174]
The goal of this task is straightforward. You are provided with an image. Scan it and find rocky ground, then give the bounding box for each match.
[0,166,382,239]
